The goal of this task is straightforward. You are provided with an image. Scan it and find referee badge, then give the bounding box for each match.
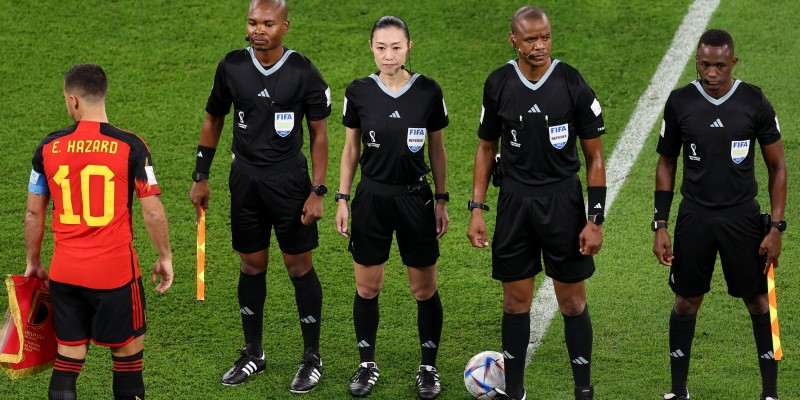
[548,123,569,150]
[407,128,426,153]
[730,139,750,164]
[274,112,295,137]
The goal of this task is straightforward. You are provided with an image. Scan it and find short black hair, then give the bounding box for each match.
[511,5,548,33]
[371,15,410,42]
[64,64,107,101]
[698,29,734,52]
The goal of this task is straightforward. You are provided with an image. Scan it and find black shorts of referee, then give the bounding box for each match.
[348,177,439,267]
[492,176,594,283]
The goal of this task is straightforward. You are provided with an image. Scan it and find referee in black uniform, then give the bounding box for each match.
[189,0,330,393]
[336,16,449,399]
[653,30,786,400]
[467,7,606,400]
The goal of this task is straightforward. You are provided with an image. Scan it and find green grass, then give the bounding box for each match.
[0,1,796,399]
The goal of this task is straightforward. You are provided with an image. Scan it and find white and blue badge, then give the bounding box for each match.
[548,123,569,149]
[274,112,295,137]
[730,139,750,164]
[407,128,426,153]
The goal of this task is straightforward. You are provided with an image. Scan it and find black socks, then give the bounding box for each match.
[502,312,530,399]
[669,310,697,396]
[354,292,380,363]
[291,268,323,354]
[238,271,267,356]
[563,306,593,389]
[417,291,443,366]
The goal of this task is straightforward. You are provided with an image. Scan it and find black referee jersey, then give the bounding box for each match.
[206,47,332,167]
[342,73,449,185]
[657,80,781,208]
[479,59,605,186]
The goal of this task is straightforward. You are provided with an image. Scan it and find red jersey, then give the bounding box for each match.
[30,121,160,289]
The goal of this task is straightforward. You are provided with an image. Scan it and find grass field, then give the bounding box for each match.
[0,1,797,399]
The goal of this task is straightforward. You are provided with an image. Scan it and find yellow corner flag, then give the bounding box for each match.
[196,208,206,301]
[766,262,782,360]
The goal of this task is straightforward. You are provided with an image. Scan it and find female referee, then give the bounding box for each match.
[335,15,450,399]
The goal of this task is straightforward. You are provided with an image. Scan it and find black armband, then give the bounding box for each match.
[653,190,674,221]
[587,186,607,217]
[194,145,216,178]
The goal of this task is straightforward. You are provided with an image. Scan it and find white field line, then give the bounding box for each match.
[525,0,721,365]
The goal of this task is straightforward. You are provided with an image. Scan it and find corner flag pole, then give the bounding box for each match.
[196,208,206,302]
[766,262,782,360]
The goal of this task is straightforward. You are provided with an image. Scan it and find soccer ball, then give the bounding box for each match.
[464,351,505,399]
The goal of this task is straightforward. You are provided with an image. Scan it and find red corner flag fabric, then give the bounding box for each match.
[0,275,57,378]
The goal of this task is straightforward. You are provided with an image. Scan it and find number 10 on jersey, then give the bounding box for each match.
[52,164,115,227]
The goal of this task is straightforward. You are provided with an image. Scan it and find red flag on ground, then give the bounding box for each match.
[0,275,57,378]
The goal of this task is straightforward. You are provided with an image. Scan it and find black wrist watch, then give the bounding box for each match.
[468,200,489,212]
[651,220,668,232]
[311,184,328,196]
[587,214,604,226]
[334,192,350,202]
[434,192,450,202]
[192,172,209,182]
[771,220,787,232]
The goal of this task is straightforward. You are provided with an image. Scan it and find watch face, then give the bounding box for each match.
[314,185,328,195]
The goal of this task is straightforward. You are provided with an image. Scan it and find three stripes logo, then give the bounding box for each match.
[670,349,685,358]
[300,315,317,324]
[571,356,590,365]
[257,88,270,98]
[240,307,255,316]
[761,351,775,360]
[502,350,515,359]
[357,340,371,348]
[528,104,542,113]
[389,110,402,119]
[709,118,724,128]
[421,341,438,349]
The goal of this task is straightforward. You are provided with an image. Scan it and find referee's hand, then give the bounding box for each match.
[467,211,490,248]
[190,180,210,211]
[335,200,350,237]
[301,194,324,225]
[579,222,603,256]
[652,228,673,266]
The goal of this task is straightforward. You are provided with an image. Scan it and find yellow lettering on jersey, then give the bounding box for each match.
[52,141,60,153]
[53,165,81,225]
[75,140,85,153]
[64,140,119,154]
[101,140,109,153]
[109,141,118,154]
[81,165,115,226]
[67,141,75,153]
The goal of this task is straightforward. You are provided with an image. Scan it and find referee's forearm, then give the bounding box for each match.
[471,141,495,202]
[310,134,328,186]
[198,113,224,148]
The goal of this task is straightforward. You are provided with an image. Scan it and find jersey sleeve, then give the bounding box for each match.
[754,91,781,145]
[656,94,682,157]
[427,82,449,132]
[130,138,161,198]
[568,70,605,139]
[303,62,332,121]
[205,60,232,116]
[28,142,49,195]
[477,74,502,140]
[342,83,361,129]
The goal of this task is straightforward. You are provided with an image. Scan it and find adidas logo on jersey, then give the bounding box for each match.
[528,104,542,113]
[389,110,401,119]
[709,118,724,128]
[257,88,270,98]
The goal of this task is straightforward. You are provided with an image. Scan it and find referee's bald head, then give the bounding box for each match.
[511,5,549,33]
[249,0,287,19]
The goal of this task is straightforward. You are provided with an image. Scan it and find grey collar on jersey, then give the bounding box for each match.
[369,73,421,98]
[508,59,560,91]
[247,47,295,77]
[692,79,742,106]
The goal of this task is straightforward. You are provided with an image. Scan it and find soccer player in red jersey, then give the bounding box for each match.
[24,64,174,400]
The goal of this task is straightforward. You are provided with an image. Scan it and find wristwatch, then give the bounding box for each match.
[311,184,328,196]
[771,220,787,232]
[334,192,350,202]
[192,172,209,182]
[587,214,604,226]
[468,200,489,211]
[651,220,668,232]
[434,192,450,202]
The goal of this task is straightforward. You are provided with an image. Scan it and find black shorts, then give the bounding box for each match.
[492,177,594,283]
[349,178,439,267]
[229,155,318,255]
[50,278,146,347]
[670,199,767,298]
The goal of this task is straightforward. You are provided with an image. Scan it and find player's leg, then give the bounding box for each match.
[553,280,593,399]
[223,165,271,386]
[663,204,716,399]
[110,336,145,400]
[501,278,535,400]
[717,210,776,399]
[283,251,323,394]
[49,281,92,400]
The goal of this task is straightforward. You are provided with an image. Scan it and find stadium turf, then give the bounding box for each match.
[0,1,796,398]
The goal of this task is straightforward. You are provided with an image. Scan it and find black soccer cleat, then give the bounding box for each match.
[415,365,441,399]
[663,392,689,400]
[220,348,265,386]
[349,361,380,397]
[575,385,593,399]
[493,388,527,400]
[289,351,323,394]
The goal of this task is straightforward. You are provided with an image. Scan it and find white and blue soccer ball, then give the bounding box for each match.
[464,351,505,399]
